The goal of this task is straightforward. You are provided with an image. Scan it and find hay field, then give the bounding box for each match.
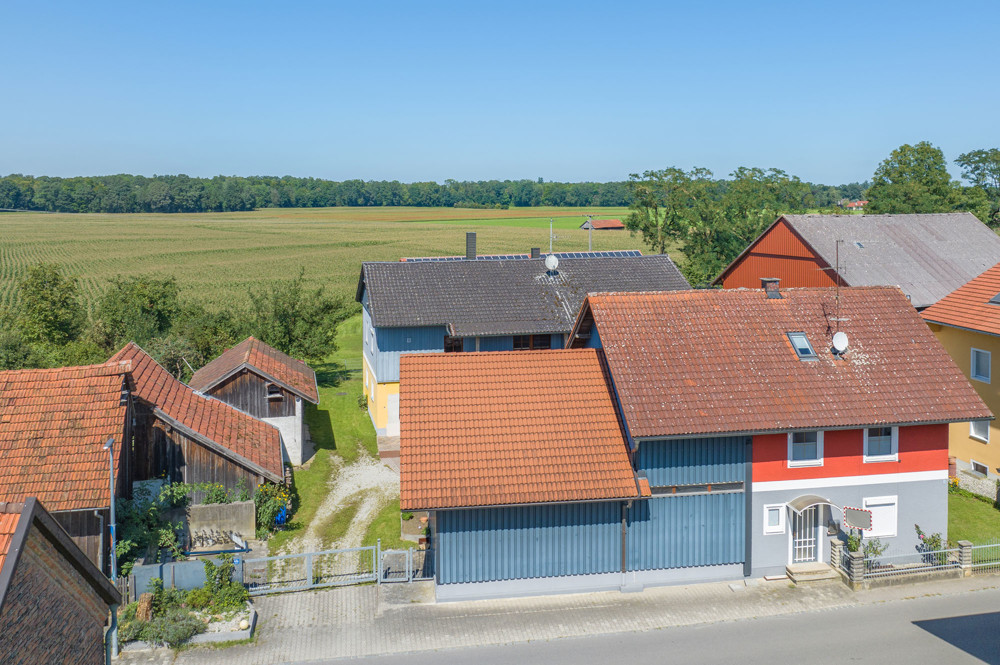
[0,206,654,309]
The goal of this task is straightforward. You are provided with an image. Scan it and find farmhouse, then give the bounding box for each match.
[357,233,689,435]
[0,362,133,572]
[922,261,1000,491]
[713,213,1000,309]
[189,336,319,466]
[401,283,989,600]
[111,343,285,494]
[579,218,625,230]
[0,498,121,664]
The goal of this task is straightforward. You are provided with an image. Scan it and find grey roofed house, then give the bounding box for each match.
[356,252,690,336]
[714,212,1000,309]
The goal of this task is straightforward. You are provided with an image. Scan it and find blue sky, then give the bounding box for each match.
[2,1,997,184]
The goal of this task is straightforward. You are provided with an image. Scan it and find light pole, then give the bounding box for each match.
[103,436,118,658]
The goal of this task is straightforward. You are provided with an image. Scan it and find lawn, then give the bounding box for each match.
[948,490,1000,544]
[0,206,649,309]
[362,499,413,552]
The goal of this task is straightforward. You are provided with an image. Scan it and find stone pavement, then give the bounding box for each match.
[118,574,1000,665]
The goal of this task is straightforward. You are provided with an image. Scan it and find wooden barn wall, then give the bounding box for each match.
[720,220,840,289]
[52,509,108,574]
[207,369,296,419]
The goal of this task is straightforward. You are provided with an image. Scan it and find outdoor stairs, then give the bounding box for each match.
[377,435,400,460]
[786,562,841,584]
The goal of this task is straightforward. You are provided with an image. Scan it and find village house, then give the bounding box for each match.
[713,213,1000,309]
[0,498,121,664]
[0,362,133,572]
[357,232,689,435]
[921,262,1000,494]
[400,283,989,600]
[189,336,319,466]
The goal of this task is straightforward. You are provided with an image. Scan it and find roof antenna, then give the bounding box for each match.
[549,219,556,254]
[829,239,851,354]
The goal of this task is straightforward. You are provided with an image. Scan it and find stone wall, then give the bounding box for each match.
[956,470,1000,503]
[186,500,255,549]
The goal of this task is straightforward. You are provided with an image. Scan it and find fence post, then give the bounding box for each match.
[407,547,413,583]
[306,553,313,588]
[848,551,865,590]
[958,540,973,576]
[829,538,843,571]
[376,539,382,584]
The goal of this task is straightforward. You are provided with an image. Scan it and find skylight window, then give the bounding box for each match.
[989,292,1000,305]
[787,332,818,360]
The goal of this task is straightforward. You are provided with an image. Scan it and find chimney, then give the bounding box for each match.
[761,277,782,299]
[465,232,476,260]
[530,247,540,259]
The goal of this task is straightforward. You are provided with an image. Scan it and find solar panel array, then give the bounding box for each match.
[401,249,642,262]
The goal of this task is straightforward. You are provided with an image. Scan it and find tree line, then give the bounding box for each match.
[0,264,351,375]
[626,142,1000,286]
[0,172,868,214]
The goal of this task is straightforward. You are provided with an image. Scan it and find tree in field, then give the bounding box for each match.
[625,168,714,256]
[248,269,350,362]
[15,263,85,346]
[92,275,181,350]
[865,142,960,214]
[955,148,1000,227]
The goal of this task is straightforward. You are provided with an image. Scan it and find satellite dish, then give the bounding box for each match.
[544,254,559,271]
[832,331,849,354]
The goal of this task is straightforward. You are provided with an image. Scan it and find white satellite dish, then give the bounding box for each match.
[832,331,849,354]
[544,254,559,271]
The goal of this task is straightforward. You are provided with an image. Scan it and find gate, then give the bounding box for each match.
[242,545,378,596]
[379,547,434,583]
[792,506,818,563]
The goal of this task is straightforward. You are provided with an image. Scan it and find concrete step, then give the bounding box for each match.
[379,448,400,459]
[786,562,841,584]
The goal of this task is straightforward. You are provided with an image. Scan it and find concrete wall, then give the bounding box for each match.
[186,500,256,549]
[264,395,305,465]
[750,478,948,577]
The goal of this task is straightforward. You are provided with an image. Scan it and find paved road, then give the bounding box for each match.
[332,587,1000,665]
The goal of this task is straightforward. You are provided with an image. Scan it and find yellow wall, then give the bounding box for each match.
[927,323,1000,475]
[362,354,398,432]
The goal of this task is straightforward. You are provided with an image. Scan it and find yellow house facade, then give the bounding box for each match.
[362,353,399,436]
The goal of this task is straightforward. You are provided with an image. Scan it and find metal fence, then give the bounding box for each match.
[242,545,378,596]
[863,547,960,580]
[971,540,1000,575]
[379,548,434,583]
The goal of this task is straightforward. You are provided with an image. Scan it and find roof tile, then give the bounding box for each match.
[189,337,319,403]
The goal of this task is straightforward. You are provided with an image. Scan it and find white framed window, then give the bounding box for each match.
[787,332,818,361]
[788,431,823,467]
[763,504,786,535]
[971,348,991,383]
[971,459,989,477]
[863,496,897,538]
[971,420,990,443]
[864,426,898,462]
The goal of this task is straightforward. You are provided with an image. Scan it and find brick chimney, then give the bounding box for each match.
[761,277,782,299]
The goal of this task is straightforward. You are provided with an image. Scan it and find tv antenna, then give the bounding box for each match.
[585,215,593,251]
[549,218,559,253]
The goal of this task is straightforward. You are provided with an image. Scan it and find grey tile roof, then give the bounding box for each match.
[783,213,1000,308]
[357,254,690,335]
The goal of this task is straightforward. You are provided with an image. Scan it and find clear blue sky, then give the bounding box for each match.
[2,1,998,184]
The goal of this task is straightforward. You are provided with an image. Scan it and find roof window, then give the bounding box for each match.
[787,332,818,360]
[989,292,1000,305]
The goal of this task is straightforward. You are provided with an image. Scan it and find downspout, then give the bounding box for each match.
[93,510,105,574]
[744,437,753,578]
[621,502,628,573]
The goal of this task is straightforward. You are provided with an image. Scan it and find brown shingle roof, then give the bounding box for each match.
[189,337,319,403]
[110,343,283,482]
[921,261,1000,336]
[577,287,991,439]
[399,349,641,510]
[0,363,128,511]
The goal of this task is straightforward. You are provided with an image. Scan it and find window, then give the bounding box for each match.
[444,336,464,353]
[763,504,786,535]
[864,426,898,462]
[863,496,897,538]
[972,348,991,383]
[971,459,989,477]
[266,383,283,401]
[971,420,990,443]
[787,332,818,360]
[513,334,552,350]
[788,431,823,467]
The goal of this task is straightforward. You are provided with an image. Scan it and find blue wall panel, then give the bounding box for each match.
[626,492,744,571]
[637,437,747,487]
[436,502,622,584]
[373,325,447,382]
[478,336,514,352]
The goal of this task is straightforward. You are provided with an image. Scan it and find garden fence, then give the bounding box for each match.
[970,539,1000,575]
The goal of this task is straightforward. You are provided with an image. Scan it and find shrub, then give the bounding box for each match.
[141,609,205,648]
[186,587,212,610]
[202,554,248,611]
[254,482,290,532]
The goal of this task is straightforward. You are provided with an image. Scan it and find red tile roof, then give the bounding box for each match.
[399,349,641,510]
[0,363,129,511]
[589,218,625,229]
[575,287,991,439]
[110,344,283,482]
[189,337,319,403]
[0,510,20,575]
[921,262,1000,336]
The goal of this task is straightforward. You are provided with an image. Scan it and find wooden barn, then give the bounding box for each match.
[0,362,133,573]
[111,343,285,496]
[189,336,319,466]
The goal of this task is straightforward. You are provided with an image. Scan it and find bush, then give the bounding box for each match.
[142,609,205,648]
[254,482,290,532]
[202,554,248,611]
[185,587,212,610]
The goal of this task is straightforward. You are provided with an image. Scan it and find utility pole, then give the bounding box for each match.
[586,215,593,251]
[549,219,554,253]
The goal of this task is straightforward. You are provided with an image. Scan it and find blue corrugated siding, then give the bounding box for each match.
[373,325,447,382]
[479,336,514,352]
[436,502,622,584]
[585,324,602,348]
[637,437,747,486]
[627,492,744,570]
[362,303,375,370]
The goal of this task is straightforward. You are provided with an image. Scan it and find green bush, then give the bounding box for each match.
[141,609,205,648]
[201,554,248,611]
[254,482,290,532]
[185,587,212,610]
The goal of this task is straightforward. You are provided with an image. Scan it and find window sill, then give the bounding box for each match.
[763,529,785,536]
[863,455,898,463]
[788,460,823,468]
[970,435,989,444]
[972,376,991,384]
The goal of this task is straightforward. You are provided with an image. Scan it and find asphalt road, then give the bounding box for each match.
[329,587,1000,665]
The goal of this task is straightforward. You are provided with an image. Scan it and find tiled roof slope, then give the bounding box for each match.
[110,344,283,482]
[721,213,1000,308]
[921,262,1000,336]
[189,337,319,403]
[399,349,642,510]
[0,364,128,511]
[358,254,690,336]
[583,219,625,229]
[0,510,20,574]
[580,287,991,439]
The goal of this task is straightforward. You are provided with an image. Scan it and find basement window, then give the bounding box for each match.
[266,383,283,401]
[787,332,818,360]
[971,460,988,477]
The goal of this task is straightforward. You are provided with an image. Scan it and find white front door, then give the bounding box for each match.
[386,393,400,436]
[791,506,819,563]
